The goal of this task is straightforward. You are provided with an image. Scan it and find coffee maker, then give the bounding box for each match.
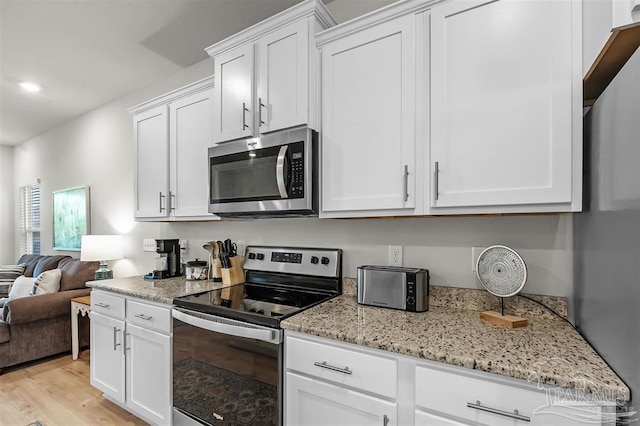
[153,239,182,279]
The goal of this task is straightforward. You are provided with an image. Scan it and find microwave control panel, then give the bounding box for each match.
[290,144,304,198]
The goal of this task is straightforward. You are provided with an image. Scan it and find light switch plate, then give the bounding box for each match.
[471,247,485,271]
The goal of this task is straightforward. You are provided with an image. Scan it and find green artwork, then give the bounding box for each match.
[53,186,90,251]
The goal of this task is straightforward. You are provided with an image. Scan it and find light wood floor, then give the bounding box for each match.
[0,351,148,426]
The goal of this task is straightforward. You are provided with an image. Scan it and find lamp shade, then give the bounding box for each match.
[81,235,124,262]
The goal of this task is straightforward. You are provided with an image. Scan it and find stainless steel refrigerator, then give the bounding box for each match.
[576,47,640,409]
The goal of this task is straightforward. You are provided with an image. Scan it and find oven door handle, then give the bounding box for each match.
[172,307,281,344]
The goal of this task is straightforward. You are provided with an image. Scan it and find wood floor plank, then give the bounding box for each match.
[0,351,148,426]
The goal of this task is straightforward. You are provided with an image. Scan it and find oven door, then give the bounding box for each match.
[208,126,316,216]
[172,307,282,426]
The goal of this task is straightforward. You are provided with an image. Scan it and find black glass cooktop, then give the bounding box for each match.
[173,282,336,328]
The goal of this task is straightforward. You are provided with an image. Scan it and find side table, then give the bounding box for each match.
[71,295,91,360]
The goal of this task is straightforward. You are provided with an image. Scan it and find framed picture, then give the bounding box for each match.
[52,186,90,251]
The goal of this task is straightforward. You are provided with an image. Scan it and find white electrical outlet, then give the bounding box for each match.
[471,247,485,271]
[388,245,403,266]
[143,239,156,252]
[180,240,188,250]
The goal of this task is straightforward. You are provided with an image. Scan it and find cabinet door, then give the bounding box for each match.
[286,372,397,426]
[258,19,309,133]
[430,0,574,208]
[213,44,254,143]
[90,312,125,404]
[415,410,468,425]
[134,105,170,218]
[169,88,215,217]
[125,323,172,425]
[321,15,416,214]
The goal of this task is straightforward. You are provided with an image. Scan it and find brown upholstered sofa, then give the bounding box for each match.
[0,254,99,372]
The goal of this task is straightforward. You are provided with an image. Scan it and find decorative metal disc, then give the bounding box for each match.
[476,245,527,297]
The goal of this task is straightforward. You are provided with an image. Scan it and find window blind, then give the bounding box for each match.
[19,184,41,255]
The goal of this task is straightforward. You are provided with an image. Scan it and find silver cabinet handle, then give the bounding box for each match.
[259,97,265,126]
[383,414,389,426]
[159,192,166,212]
[169,191,175,211]
[313,361,352,375]
[124,331,130,353]
[434,161,440,201]
[134,313,153,321]
[467,400,530,422]
[276,145,289,198]
[95,302,109,308]
[242,102,249,130]
[113,327,121,351]
[403,164,409,202]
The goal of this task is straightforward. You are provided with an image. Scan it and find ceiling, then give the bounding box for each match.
[0,0,312,146]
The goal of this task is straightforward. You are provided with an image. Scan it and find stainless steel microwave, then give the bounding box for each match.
[208,126,318,217]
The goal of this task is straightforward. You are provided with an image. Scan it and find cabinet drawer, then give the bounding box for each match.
[286,335,397,399]
[91,291,125,319]
[126,299,171,334]
[415,365,608,426]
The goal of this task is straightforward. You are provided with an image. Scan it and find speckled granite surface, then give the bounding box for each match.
[285,279,630,401]
[87,275,222,304]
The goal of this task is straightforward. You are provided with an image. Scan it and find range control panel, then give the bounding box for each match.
[244,246,342,278]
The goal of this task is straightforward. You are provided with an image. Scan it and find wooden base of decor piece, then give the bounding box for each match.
[480,311,528,328]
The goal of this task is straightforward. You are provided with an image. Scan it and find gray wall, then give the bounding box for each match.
[0,145,14,264]
[575,48,640,403]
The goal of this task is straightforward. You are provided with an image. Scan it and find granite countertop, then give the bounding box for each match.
[87,275,222,304]
[282,284,631,401]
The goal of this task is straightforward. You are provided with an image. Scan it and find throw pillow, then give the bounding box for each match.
[8,276,36,299]
[30,269,62,295]
[0,264,26,283]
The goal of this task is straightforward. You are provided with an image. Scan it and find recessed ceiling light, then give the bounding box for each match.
[19,82,41,93]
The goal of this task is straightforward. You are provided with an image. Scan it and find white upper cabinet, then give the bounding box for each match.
[213,44,254,142]
[319,11,421,217]
[133,106,169,219]
[429,0,582,213]
[258,19,310,134]
[170,88,215,217]
[316,0,581,218]
[207,0,336,144]
[129,77,217,221]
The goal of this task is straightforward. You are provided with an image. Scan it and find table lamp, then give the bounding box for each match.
[81,235,124,280]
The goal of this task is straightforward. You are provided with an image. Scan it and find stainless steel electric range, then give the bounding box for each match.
[171,246,342,426]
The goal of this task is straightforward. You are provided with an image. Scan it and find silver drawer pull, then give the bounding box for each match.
[134,313,153,321]
[95,302,110,308]
[383,414,389,426]
[113,327,121,351]
[467,400,530,422]
[313,361,352,375]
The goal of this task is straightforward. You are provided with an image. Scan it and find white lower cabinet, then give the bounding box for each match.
[91,291,172,425]
[90,312,125,403]
[286,372,397,425]
[414,364,614,426]
[415,410,467,425]
[285,332,398,425]
[285,331,616,426]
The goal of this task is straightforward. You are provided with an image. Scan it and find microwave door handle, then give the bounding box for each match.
[276,145,289,198]
[172,308,280,344]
